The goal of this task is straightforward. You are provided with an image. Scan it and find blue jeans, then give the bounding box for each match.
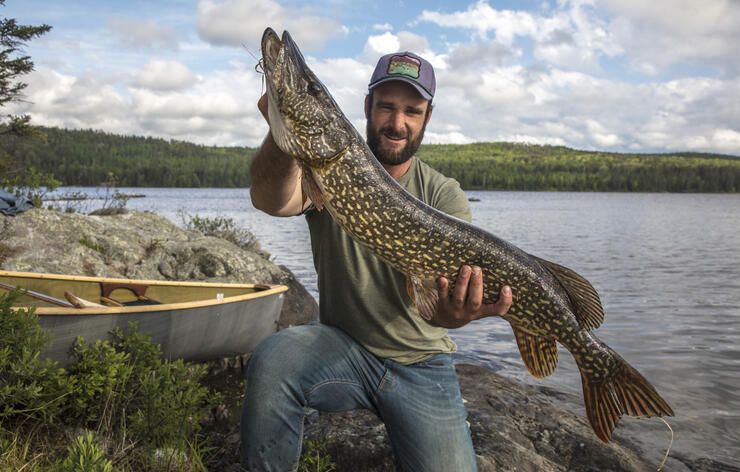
[240,323,477,471]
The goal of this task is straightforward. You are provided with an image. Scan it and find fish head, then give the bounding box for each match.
[261,28,351,168]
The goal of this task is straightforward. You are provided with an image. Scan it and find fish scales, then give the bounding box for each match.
[261,27,673,444]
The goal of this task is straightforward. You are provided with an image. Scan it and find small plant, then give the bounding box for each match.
[178,210,258,250]
[89,173,130,215]
[0,290,70,422]
[79,236,105,254]
[58,431,116,472]
[299,436,337,472]
[1,166,61,208]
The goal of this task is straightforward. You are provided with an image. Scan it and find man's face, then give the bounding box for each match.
[365,81,432,167]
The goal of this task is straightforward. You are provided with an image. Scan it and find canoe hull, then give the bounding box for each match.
[1,270,287,367]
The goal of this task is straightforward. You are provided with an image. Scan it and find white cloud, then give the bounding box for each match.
[133,60,198,91]
[196,0,346,51]
[600,0,740,73]
[373,23,393,31]
[11,63,268,147]
[106,18,180,51]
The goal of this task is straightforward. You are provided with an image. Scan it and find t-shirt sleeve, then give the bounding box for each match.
[431,179,472,223]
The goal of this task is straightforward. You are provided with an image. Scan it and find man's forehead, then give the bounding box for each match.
[371,81,428,105]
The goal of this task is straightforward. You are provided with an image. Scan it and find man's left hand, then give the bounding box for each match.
[431,265,512,329]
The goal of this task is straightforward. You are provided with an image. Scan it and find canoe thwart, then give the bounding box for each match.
[101,281,150,299]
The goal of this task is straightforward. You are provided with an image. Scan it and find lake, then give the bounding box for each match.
[55,187,740,467]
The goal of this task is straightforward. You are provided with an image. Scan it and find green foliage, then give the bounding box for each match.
[180,211,258,250]
[78,236,104,253]
[64,322,221,450]
[0,290,69,422]
[416,142,740,192]
[3,126,255,188]
[0,2,52,109]
[1,165,61,207]
[58,431,115,472]
[299,436,337,472]
[1,2,54,203]
[0,295,222,470]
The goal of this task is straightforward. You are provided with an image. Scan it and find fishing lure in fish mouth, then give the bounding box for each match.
[260,26,674,444]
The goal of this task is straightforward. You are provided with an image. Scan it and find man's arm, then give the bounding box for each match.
[250,94,308,217]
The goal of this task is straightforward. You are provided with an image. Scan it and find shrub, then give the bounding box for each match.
[179,211,258,250]
[58,431,116,472]
[0,290,70,422]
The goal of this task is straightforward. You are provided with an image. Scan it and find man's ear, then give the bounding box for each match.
[425,103,434,125]
[364,95,371,119]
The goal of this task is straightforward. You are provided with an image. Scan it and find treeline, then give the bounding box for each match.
[4,127,740,192]
[417,142,740,192]
[2,127,255,187]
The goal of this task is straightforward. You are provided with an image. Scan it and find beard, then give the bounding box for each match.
[366,120,426,167]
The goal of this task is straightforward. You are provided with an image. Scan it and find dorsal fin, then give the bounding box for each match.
[510,324,558,378]
[406,275,439,321]
[534,256,604,330]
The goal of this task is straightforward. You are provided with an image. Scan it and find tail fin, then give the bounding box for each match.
[582,358,674,443]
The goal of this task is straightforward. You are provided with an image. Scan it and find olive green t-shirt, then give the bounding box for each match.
[305,156,472,365]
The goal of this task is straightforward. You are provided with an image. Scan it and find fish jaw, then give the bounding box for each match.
[260,28,351,169]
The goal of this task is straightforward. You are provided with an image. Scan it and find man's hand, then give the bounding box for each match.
[431,265,512,329]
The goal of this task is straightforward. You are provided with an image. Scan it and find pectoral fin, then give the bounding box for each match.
[534,256,604,331]
[511,325,558,378]
[301,167,325,211]
[406,276,439,321]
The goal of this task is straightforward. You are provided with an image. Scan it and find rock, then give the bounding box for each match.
[0,208,318,329]
[302,364,655,472]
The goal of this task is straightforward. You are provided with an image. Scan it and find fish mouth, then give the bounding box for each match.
[260,28,311,90]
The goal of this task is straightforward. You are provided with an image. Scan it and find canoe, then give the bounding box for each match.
[0,270,288,367]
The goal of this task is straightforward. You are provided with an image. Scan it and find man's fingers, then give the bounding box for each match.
[452,265,471,307]
[482,285,513,317]
[465,266,483,312]
[436,275,449,300]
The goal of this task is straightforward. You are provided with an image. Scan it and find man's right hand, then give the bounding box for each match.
[249,93,307,216]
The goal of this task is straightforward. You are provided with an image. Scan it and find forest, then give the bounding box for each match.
[3,126,740,192]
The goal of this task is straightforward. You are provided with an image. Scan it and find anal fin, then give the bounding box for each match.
[406,276,439,321]
[511,324,558,378]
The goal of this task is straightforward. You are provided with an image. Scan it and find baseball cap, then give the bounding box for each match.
[368,52,435,101]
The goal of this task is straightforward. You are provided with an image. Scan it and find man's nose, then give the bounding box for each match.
[389,111,405,133]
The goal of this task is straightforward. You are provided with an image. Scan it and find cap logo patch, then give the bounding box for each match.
[387,55,420,79]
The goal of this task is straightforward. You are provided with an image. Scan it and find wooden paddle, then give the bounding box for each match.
[0,281,75,308]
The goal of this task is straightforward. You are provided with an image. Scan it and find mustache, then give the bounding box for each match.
[380,126,408,140]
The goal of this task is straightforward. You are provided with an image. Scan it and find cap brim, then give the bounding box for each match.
[368,77,433,101]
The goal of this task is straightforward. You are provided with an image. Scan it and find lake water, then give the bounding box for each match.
[56,187,740,467]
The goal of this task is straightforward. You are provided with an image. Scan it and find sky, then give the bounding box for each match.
[4,0,740,155]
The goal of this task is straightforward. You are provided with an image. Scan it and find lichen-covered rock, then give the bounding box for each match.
[0,208,317,328]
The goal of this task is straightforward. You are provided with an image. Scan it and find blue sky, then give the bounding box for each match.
[4,0,740,154]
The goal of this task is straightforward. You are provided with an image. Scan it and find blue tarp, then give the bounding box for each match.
[0,189,33,216]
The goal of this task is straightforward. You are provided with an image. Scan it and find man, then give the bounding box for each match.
[242,51,512,471]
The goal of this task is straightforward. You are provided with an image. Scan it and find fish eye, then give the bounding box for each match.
[308,82,322,95]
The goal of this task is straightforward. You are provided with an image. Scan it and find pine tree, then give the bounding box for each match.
[1,0,56,203]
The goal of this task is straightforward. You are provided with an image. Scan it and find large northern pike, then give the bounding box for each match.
[260,27,673,443]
